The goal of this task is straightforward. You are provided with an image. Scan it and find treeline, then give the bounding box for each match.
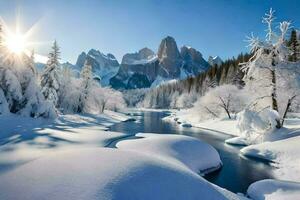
[141,53,252,108]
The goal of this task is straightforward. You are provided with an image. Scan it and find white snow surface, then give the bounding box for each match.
[0,111,132,174]
[241,135,300,182]
[247,179,300,200]
[117,133,222,174]
[225,136,249,146]
[164,110,239,136]
[239,118,300,181]
[0,111,248,200]
[0,148,229,200]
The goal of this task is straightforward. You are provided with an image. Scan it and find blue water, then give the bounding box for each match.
[109,111,275,193]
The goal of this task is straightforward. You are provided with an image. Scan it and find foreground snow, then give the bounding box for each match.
[247,179,300,200]
[0,111,132,174]
[0,111,247,200]
[241,135,300,182]
[0,148,230,200]
[117,133,222,175]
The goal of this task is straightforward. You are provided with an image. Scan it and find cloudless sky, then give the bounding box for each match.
[0,0,299,63]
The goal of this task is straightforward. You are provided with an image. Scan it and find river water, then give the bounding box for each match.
[109,111,274,193]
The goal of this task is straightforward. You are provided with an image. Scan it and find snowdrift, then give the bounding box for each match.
[0,148,228,200]
[117,133,222,175]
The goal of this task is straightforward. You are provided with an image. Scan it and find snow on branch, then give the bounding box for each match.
[279,21,291,40]
[246,33,262,53]
[262,8,276,42]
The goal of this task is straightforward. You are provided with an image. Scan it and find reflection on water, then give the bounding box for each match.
[109,111,274,193]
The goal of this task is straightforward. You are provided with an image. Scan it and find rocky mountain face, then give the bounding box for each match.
[180,46,211,76]
[67,36,211,89]
[75,49,120,86]
[110,36,210,89]
[208,56,223,67]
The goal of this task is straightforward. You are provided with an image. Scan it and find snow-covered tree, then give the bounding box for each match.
[195,85,247,119]
[122,88,148,107]
[242,9,299,128]
[19,53,56,118]
[0,23,56,118]
[40,40,61,107]
[77,60,94,113]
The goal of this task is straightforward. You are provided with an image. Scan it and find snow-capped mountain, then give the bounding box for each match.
[208,56,223,67]
[36,37,210,89]
[180,46,211,77]
[110,49,160,89]
[75,49,119,86]
[121,48,157,65]
[110,36,210,89]
[75,49,120,86]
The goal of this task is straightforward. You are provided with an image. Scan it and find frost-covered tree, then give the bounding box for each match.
[0,46,56,117]
[122,88,148,107]
[242,9,299,128]
[195,85,247,119]
[19,53,56,118]
[77,60,94,113]
[40,40,61,107]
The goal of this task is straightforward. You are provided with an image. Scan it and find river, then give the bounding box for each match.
[109,111,274,193]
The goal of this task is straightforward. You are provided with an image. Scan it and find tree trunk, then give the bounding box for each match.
[281,96,296,126]
[270,68,281,129]
[224,108,232,119]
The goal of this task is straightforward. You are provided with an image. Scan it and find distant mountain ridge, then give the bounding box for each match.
[39,36,214,89]
[110,36,211,89]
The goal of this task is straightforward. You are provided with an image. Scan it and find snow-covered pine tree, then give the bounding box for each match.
[40,40,61,107]
[19,51,56,118]
[77,59,94,113]
[0,23,56,118]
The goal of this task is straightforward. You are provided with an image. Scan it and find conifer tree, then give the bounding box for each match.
[288,29,300,62]
[40,40,61,107]
[77,59,94,112]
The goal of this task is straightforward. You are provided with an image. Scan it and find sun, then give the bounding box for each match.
[4,32,27,54]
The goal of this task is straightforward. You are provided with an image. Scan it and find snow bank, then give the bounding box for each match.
[164,110,239,136]
[0,148,228,200]
[241,136,300,181]
[247,179,300,200]
[225,136,249,146]
[116,133,222,174]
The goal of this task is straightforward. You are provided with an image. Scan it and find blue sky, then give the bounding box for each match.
[0,0,299,63]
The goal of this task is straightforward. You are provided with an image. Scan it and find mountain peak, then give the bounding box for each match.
[157,36,180,60]
[121,47,156,65]
[208,56,223,67]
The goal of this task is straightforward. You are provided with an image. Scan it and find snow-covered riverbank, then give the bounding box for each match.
[165,109,300,198]
[0,111,247,200]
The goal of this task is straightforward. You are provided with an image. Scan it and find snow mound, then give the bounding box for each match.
[0,148,228,200]
[225,136,249,146]
[116,133,222,174]
[247,179,300,200]
[241,135,300,181]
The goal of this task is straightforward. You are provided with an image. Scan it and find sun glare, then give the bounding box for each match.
[4,33,27,54]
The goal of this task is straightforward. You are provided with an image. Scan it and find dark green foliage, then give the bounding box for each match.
[287,29,300,62]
